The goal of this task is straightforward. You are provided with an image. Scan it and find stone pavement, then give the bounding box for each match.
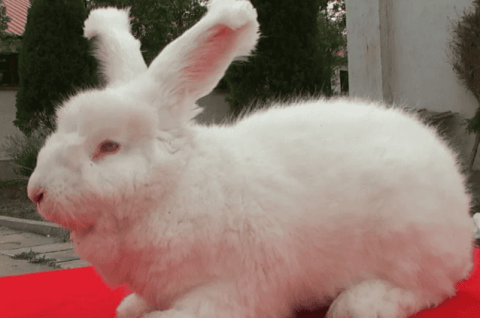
[0,225,90,277]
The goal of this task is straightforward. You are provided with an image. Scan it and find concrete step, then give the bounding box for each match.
[1,242,73,256]
[0,232,62,251]
[57,259,91,269]
[0,226,88,277]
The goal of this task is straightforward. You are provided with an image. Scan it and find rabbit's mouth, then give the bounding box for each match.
[37,203,95,235]
[48,213,94,235]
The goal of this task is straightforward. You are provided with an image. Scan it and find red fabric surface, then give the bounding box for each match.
[1,249,479,318]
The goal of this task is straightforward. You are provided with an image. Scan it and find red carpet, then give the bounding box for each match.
[1,249,479,318]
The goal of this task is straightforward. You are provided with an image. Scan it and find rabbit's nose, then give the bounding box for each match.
[30,188,45,204]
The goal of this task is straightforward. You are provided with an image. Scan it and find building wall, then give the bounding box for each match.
[388,0,477,117]
[332,65,349,95]
[0,90,22,180]
[346,0,480,169]
[0,90,22,160]
[196,90,232,125]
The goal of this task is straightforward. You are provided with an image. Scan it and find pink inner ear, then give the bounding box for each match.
[185,25,235,83]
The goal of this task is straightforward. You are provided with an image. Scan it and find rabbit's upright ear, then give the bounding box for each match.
[147,0,259,124]
[84,7,147,87]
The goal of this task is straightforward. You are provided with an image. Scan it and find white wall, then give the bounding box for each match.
[388,0,477,117]
[345,0,386,101]
[346,0,480,169]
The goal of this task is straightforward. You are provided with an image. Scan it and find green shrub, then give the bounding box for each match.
[14,0,100,136]
[224,0,345,116]
[0,130,48,178]
[89,0,207,66]
[448,0,480,170]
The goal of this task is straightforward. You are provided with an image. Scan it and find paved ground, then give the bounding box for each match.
[0,226,89,277]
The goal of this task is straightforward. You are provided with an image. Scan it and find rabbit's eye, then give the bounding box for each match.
[92,140,121,160]
[100,140,120,153]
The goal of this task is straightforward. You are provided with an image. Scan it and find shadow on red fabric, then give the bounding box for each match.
[1,249,479,318]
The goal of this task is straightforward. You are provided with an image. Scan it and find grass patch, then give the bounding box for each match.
[10,249,60,268]
[0,178,44,222]
[0,178,71,242]
[0,178,29,187]
[0,131,47,178]
[11,249,38,260]
[29,255,60,268]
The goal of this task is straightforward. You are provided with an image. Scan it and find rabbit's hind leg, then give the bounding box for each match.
[325,279,438,318]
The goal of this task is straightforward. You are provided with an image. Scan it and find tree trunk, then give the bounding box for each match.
[470,131,480,171]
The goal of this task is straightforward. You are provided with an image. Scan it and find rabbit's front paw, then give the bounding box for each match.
[326,280,429,318]
[117,293,154,318]
[143,309,193,318]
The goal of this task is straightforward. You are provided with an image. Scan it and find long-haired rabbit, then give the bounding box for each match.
[27,1,474,317]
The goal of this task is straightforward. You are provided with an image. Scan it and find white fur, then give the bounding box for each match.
[28,1,474,318]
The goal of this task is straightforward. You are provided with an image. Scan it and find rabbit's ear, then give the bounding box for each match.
[147,0,259,124]
[84,7,147,87]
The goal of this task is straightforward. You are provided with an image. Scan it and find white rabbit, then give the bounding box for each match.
[27,1,474,318]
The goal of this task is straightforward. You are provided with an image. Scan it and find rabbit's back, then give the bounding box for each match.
[222,97,468,220]
[195,98,471,228]
[191,97,473,303]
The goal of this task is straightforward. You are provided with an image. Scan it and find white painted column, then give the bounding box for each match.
[345,0,392,102]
